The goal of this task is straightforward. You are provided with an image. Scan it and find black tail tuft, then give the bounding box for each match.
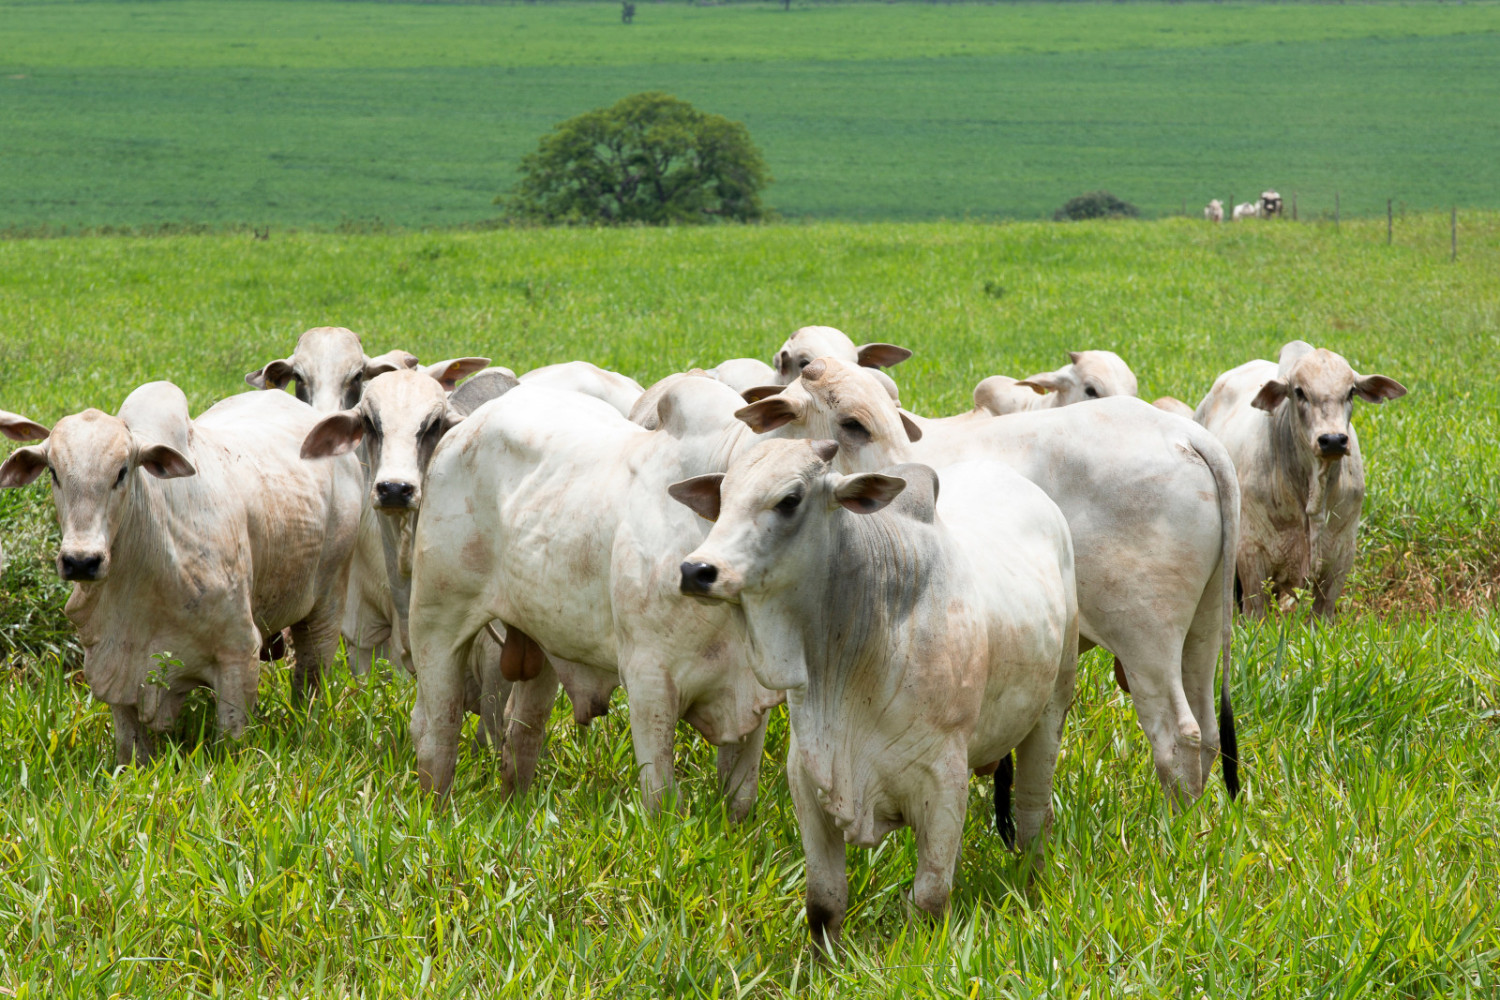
[1220,693,1240,799]
[995,753,1016,847]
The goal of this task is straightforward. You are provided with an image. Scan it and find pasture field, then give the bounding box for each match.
[0,216,1498,995]
[2,0,1499,229]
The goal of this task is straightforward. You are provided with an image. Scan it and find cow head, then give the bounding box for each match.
[771,325,912,384]
[671,439,906,604]
[1259,190,1283,217]
[736,357,921,471]
[246,326,420,413]
[1012,349,1139,406]
[1252,341,1406,460]
[0,384,196,583]
[300,360,497,513]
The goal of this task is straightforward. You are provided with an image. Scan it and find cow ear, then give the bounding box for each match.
[1016,371,1066,395]
[139,444,196,480]
[741,385,783,404]
[668,474,724,522]
[900,411,923,443]
[1354,374,1407,404]
[422,358,492,391]
[773,349,794,380]
[1252,379,1289,412]
[448,369,520,417]
[833,473,907,514]
[0,412,48,442]
[0,446,48,488]
[856,343,912,370]
[301,409,364,459]
[246,358,295,390]
[365,349,419,379]
[1068,351,1084,366]
[735,395,805,434]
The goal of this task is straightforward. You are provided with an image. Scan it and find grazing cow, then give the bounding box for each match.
[970,350,1139,416]
[670,440,1077,950]
[406,378,783,816]
[300,366,515,745]
[708,358,778,393]
[772,326,911,384]
[246,326,420,412]
[1153,397,1197,419]
[1194,340,1406,619]
[0,383,361,764]
[1259,190,1284,218]
[1205,199,1225,223]
[1233,202,1260,221]
[518,361,644,417]
[736,359,1240,802]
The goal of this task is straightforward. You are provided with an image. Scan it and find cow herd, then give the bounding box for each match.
[0,324,1405,951]
[1205,190,1285,222]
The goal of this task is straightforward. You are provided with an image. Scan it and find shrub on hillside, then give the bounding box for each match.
[1053,191,1140,222]
[502,92,771,226]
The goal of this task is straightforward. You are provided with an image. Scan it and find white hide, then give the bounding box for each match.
[970,350,1140,416]
[519,361,644,417]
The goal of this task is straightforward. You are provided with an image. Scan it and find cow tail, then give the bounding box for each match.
[995,752,1016,847]
[1195,435,1241,799]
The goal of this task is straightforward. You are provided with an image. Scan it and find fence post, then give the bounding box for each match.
[1452,207,1457,261]
[1335,191,1340,231]
[1387,199,1392,245]
[1292,193,1298,221]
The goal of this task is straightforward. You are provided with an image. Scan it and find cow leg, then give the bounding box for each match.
[716,714,769,824]
[110,704,155,767]
[788,753,847,957]
[410,620,478,797]
[1236,555,1271,620]
[471,626,509,752]
[623,665,681,814]
[1310,560,1351,621]
[213,643,262,741]
[1113,631,1203,804]
[1012,639,1079,847]
[289,612,342,703]
[501,659,560,799]
[1181,567,1227,791]
[909,748,968,919]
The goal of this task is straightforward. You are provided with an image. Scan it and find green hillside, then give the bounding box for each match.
[2,1,1497,228]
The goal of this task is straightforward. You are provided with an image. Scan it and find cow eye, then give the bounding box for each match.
[798,359,809,369]
[1347,388,1356,401]
[1084,386,1099,399]
[1294,387,1306,402]
[839,418,870,441]
[774,491,802,516]
[49,468,59,486]
[114,466,128,487]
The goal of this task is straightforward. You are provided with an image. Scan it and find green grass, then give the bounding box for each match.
[2,1,1498,228]
[1,216,1497,994]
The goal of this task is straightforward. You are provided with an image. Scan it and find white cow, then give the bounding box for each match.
[246,326,420,412]
[772,325,911,384]
[1233,202,1260,221]
[670,440,1077,950]
[1259,190,1284,218]
[707,358,779,393]
[970,350,1139,416]
[0,383,362,764]
[1152,396,1198,420]
[300,366,516,745]
[406,378,783,817]
[737,358,1241,802]
[518,361,644,417]
[1194,340,1406,619]
[1205,199,1225,223]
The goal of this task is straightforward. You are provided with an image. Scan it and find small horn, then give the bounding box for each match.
[811,439,838,462]
[801,359,828,383]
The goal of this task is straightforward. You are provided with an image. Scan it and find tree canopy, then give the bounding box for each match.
[502,92,771,226]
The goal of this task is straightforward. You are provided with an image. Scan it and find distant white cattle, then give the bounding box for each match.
[1233,202,1260,221]
[1259,190,1284,218]
[772,326,911,384]
[0,383,362,764]
[406,379,783,817]
[1205,199,1225,223]
[970,350,1140,416]
[736,358,1240,802]
[1194,340,1406,619]
[671,440,1077,950]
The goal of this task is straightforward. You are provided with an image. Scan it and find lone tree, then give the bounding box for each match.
[1053,190,1140,222]
[502,92,770,225]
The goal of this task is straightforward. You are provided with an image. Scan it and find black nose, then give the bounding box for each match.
[680,561,718,594]
[1317,433,1350,456]
[374,480,416,506]
[59,553,102,581]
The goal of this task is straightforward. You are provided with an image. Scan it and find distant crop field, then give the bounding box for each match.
[1,0,1498,228]
[0,217,1497,994]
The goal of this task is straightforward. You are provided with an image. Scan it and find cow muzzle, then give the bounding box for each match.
[1317,433,1350,458]
[58,550,106,582]
[679,560,738,603]
[373,479,418,511]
